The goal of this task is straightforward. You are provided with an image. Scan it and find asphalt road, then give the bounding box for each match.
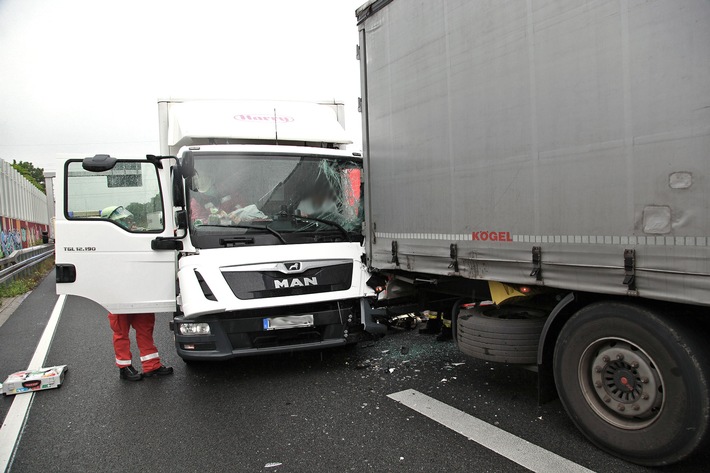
[2,272,710,472]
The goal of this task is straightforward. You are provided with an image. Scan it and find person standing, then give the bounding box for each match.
[108,312,173,381]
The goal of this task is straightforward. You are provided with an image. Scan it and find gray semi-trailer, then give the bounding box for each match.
[357,0,710,466]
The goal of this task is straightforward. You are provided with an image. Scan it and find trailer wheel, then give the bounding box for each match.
[456,306,546,364]
[553,302,710,466]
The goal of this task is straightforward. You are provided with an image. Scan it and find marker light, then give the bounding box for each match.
[179,323,211,335]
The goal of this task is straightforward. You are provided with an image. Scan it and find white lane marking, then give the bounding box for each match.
[387,389,593,473]
[0,294,66,473]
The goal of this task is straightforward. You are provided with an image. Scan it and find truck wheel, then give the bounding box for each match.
[553,302,710,466]
[456,306,546,364]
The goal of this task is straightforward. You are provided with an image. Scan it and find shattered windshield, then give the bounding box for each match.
[186,153,363,247]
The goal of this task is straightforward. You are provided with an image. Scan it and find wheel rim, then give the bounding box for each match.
[578,337,664,430]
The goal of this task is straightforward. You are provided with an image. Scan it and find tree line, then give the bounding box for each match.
[11,160,45,193]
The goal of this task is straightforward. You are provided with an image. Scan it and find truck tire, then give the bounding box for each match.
[553,302,710,466]
[456,306,546,364]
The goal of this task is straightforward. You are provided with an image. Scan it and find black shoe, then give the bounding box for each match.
[119,365,143,381]
[144,365,174,377]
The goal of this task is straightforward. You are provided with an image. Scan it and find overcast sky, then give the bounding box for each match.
[0,0,366,172]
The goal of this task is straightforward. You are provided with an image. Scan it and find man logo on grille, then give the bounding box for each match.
[286,262,301,271]
[275,277,318,288]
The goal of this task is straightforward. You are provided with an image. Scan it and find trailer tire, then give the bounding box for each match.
[553,302,710,466]
[456,306,545,364]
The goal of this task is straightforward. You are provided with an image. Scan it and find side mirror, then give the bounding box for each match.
[82,154,117,172]
[175,210,188,230]
[172,167,185,207]
[181,151,195,178]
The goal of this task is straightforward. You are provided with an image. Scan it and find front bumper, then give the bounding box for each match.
[171,299,363,360]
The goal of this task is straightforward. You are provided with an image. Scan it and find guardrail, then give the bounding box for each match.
[0,244,55,286]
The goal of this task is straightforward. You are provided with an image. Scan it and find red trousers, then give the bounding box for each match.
[108,313,162,371]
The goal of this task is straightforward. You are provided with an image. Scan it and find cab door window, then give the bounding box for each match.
[65,161,164,232]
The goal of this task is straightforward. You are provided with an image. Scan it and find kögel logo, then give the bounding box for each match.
[234,114,294,123]
[275,277,318,289]
[472,231,512,242]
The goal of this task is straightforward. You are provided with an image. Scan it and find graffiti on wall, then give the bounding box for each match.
[0,217,47,258]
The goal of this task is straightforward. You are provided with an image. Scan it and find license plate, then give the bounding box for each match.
[263,314,314,331]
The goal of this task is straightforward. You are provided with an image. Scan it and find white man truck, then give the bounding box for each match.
[55,99,382,362]
[357,0,710,466]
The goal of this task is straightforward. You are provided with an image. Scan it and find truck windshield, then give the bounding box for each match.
[186,153,363,248]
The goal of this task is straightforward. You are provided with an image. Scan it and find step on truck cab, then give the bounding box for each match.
[55,99,381,361]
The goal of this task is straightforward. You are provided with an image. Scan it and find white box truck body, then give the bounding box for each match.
[55,99,380,361]
[357,0,710,466]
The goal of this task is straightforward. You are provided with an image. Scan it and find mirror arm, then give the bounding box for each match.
[146,154,179,169]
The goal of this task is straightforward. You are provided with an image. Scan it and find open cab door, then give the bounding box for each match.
[55,155,180,314]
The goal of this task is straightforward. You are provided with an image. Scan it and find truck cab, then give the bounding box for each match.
[55,100,380,361]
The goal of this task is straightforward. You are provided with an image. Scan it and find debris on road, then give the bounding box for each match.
[264,462,282,468]
[388,313,421,330]
[1,365,68,395]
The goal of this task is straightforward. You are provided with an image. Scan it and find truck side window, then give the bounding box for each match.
[65,161,164,233]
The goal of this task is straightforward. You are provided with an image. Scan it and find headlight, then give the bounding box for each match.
[179,322,211,335]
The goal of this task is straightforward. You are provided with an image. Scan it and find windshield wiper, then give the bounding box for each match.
[196,224,287,244]
[285,214,351,243]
